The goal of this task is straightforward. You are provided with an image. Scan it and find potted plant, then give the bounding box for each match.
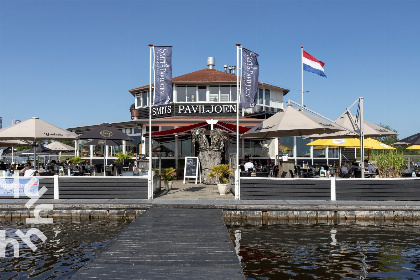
[114,152,132,166]
[208,164,233,195]
[161,167,177,191]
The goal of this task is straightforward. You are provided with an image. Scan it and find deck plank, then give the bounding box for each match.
[73,208,244,279]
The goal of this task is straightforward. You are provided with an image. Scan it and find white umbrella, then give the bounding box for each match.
[0,117,77,168]
[308,111,397,139]
[244,104,343,138]
[45,141,75,151]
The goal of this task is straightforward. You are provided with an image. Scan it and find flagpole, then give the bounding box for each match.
[148,44,153,199]
[235,43,241,200]
[360,97,365,179]
[301,46,304,106]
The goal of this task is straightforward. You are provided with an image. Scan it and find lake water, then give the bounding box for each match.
[2,217,420,279]
[226,220,420,280]
[0,218,132,279]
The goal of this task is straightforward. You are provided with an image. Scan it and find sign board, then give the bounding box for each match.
[137,103,238,119]
[0,178,39,197]
[183,157,201,184]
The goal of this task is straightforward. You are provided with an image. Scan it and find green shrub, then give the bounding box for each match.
[208,164,233,184]
[372,150,405,178]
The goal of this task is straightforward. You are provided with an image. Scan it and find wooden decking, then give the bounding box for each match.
[73,208,244,279]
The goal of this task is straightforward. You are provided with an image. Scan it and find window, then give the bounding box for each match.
[258,88,264,104]
[177,86,186,102]
[231,86,237,101]
[142,92,148,107]
[209,86,219,102]
[198,86,206,101]
[220,86,230,102]
[135,94,141,108]
[265,89,270,106]
[187,86,196,102]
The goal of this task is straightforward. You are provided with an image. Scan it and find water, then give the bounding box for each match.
[226,220,420,280]
[0,217,132,279]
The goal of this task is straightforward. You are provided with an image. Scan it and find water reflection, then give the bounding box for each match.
[0,217,132,279]
[227,220,420,280]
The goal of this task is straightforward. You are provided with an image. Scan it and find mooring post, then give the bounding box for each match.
[53,175,59,200]
[330,176,336,201]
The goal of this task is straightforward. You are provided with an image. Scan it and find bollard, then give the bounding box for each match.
[53,175,59,200]
[330,176,336,201]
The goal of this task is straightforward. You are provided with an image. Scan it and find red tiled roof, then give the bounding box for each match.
[129,68,289,95]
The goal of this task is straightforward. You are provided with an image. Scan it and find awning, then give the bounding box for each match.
[144,121,250,139]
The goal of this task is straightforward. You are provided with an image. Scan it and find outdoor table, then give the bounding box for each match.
[364,172,377,178]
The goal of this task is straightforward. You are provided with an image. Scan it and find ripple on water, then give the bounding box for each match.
[0,218,132,279]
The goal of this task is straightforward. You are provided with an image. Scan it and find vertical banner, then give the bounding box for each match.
[153,46,173,105]
[240,48,259,109]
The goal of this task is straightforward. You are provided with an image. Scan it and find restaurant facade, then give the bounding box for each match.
[68,57,343,170]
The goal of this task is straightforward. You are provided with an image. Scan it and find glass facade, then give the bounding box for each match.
[209,86,219,102]
[198,86,206,101]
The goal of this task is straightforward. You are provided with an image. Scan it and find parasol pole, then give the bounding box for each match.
[148,44,153,199]
[104,139,107,176]
[235,43,241,200]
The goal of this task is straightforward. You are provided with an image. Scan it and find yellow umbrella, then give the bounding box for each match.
[364,138,396,150]
[308,138,395,149]
[279,144,293,151]
[307,138,360,147]
[407,145,420,150]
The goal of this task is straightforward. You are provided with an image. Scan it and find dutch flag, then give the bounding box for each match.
[302,50,327,78]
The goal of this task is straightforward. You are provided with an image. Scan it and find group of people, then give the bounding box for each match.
[340,159,376,178]
[240,158,279,177]
[0,160,57,177]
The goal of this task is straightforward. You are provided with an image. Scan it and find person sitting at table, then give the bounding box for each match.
[38,160,57,176]
[244,158,254,172]
[19,162,36,177]
[364,159,376,173]
[340,162,350,178]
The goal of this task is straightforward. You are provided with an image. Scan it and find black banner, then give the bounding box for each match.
[154,46,172,105]
[240,48,259,109]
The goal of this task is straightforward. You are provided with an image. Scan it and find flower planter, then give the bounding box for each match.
[217,183,229,195]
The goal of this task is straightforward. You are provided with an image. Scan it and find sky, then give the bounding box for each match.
[0,0,419,139]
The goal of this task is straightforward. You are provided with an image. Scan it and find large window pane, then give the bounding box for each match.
[135,94,141,108]
[220,86,230,102]
[142,92,148,107]
[258,88,264,104]
[231,86,237,101]
[198,86,206,101]
[177,86,186,102]
[187,86,196,102]
[178,138,192,157]
[209,86,219,102]
[265,89,270,106]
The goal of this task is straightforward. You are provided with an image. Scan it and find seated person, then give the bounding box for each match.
[244,159,254,172]
[19,163,36,177]
[364,159,376,173]
[340,162,350,178]
[38,160,57,175]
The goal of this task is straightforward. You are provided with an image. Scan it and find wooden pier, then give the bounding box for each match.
[73,207,244,279]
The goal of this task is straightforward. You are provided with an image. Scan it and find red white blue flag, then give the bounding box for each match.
[302,50,327,78]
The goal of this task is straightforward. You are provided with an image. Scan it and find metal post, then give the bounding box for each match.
[360,97,365,178]
[148,44,153,199]
[301,46,304,106]
[235,43,241,200]
[53,175,59,200]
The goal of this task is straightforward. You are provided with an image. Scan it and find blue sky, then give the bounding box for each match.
[0,0,418,139]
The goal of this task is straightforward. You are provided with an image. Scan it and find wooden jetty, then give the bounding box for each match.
[73,208,244,279]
